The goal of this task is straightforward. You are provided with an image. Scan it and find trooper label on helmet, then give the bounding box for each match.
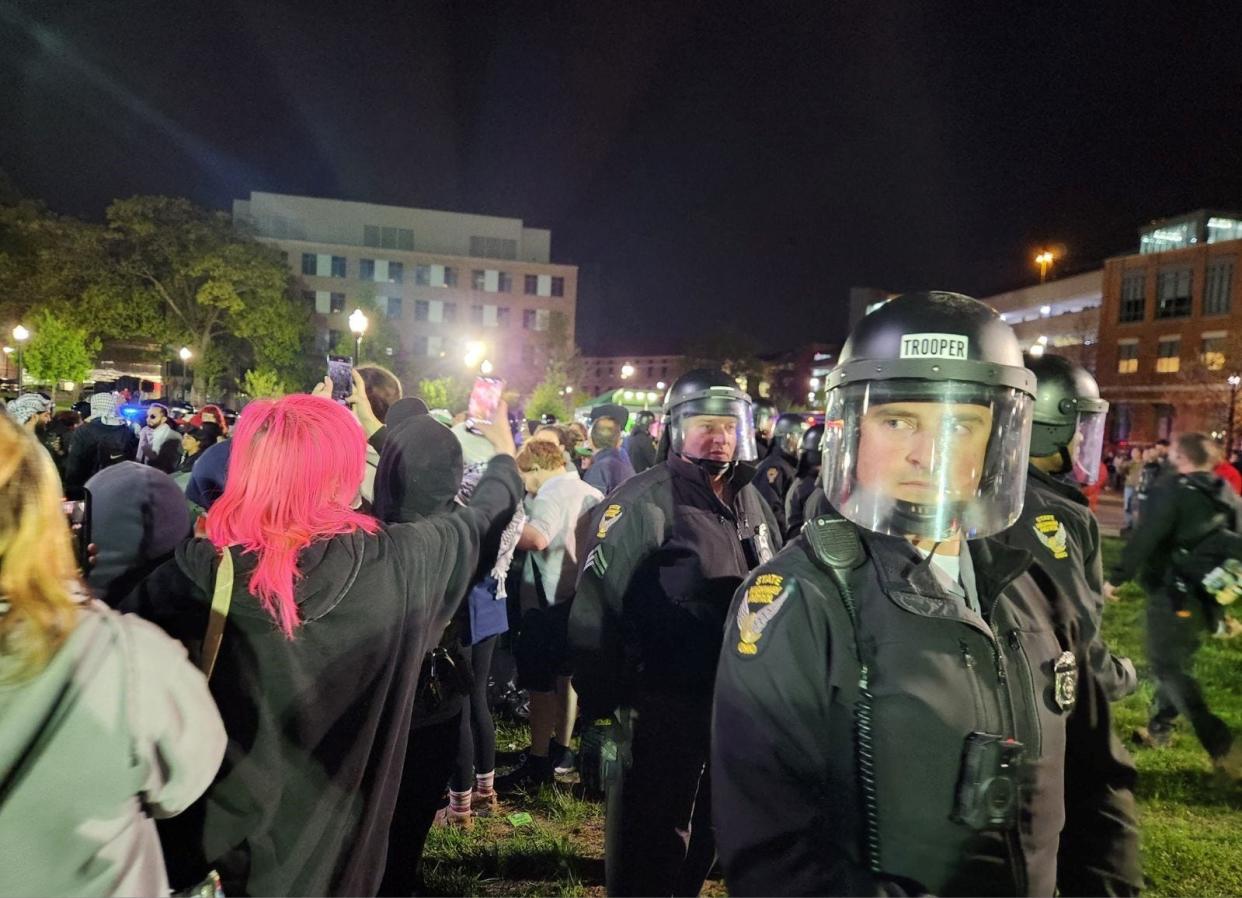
[899,332,970,360]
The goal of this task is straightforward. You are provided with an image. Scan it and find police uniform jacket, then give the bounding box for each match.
[712,522,1084,897]
[569,453,782,720]
[784,474,819,539]
[752,449,797,535]
[997,466,1136,700]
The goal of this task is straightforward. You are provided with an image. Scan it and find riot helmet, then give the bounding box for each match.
[664,368,758,474]
[771,413,807,458]
[752,398,778,440]
[632,409,657,434]
[822,292,1036,540]
[800,423,825,467]
[1025,353,1109,485]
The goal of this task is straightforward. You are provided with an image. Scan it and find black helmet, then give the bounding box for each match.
[1025,352,1109,483]
[751,397,778,437]
[800,423,824,458]
[663,368,757,472]
[822,292,1036,540]
[632,409,656,432]
[772,412,806,458]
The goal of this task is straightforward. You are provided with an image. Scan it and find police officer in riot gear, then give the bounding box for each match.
[570,368,781,897]
[752,412,805,535]
[713,293,1107,896]
[784,423,824,538]
[624,409,658,474]
[992,353,1142,895]
[752,397,777,458]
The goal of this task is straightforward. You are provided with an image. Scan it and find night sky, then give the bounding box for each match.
[3,1,1241,355]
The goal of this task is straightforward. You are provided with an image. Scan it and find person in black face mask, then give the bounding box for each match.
[569,368,781,897]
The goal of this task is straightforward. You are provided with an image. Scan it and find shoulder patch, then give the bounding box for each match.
[1033,513,1069,560]
[735,573,796,657]
[584,543,610,578]
[596,503,624,540]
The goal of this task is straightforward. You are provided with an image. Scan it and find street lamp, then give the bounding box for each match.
[12,325,30,393]
[621,363,635,380]
[1035,250,1055,283]
[179,347,192,402]
[480,359,494,375]
[464,340,486,369]
[1227,374,1241,457]
[2,346,12,383]
[349,309,369,359]
[656,381,666,391]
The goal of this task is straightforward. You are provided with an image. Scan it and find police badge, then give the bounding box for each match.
[1053,651,1078,711]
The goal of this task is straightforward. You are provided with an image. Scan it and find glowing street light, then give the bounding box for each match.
[564,385,573,394]
[1029,342,1045,358]
[480,359,494,375]
[349,309,369,359]
[1035,250,1055,283]
[12,324,30,393]
[178,347,193,402]
[809,376,821,390]
[621,363,635,380]
[656,381,666,391]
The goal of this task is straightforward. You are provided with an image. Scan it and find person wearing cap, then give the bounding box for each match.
[712,292,1108,896]
[569,368,781,897]
[990,352,1142,895]
[65,392,140,489]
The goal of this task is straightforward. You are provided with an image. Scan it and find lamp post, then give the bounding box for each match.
[179,347,192,402]
[12,325,30,393]
[1227,374,1241,457]
[1035,250,1055,283]
[2,346,12,383]
[349,309,369,360]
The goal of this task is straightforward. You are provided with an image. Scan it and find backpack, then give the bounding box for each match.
[1169,476,1242,608]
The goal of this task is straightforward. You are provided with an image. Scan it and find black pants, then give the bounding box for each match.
[378,709,462,897]
[605,694,715,897]
[452,636,499,790]
[1146,590,1232,758]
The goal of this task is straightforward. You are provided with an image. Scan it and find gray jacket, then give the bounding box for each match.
[0,601,225,896]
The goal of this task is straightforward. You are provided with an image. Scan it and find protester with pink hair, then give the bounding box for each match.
[121,388,521,896]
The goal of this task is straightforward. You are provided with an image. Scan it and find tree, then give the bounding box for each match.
[419,375,470,412]
[327,289,406,376]
[242,367,289,400]
[21,309,98,400]
[86,196,310,401]
[525,378,571,423]
[686,326,769,395]
[532,311,584,393]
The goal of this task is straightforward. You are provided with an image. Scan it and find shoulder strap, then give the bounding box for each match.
[200,548,234,681]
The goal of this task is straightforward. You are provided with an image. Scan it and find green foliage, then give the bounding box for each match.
[242,367,288,399]
[419,375,470,412]
[524,379,571,423]
[326,289,405,373]
[21,309,98,391]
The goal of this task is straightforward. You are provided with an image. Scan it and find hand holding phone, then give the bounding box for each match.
[327,355,354,402]
[468,376,505,426]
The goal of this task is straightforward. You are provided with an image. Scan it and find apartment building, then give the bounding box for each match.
[983,270,1103,369]
[578,354,689,398]
[233,192,578,391]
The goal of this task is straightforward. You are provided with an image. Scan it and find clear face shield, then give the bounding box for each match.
[669,398,758,465]
[1069,409,1108,485]
[822,379,1033,540]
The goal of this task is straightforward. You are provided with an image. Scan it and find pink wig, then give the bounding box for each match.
[206,394,379,637]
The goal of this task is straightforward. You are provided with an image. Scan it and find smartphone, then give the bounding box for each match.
[468,376,505,426]
[327,354,354,402]
[63,486,92,572]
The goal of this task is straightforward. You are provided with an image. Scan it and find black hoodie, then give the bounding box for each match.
[121,452,521,897]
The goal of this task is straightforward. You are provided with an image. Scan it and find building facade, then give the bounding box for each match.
[578,354,688,398]
[1095,211,1242,444]
[981,270,1103,370]
[233,192,578,393]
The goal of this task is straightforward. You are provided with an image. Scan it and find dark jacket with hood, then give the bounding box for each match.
[65,419,139,489]
[121,450,521,897]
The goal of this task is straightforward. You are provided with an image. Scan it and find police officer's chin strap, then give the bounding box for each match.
[686,454,735,478]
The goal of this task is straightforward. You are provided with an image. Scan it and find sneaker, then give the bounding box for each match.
[432,805,473,829]
[549,740,577,775]
[495,754,552,793]
[1213,742,1242,781]
[471,790,500,816]
[1132,726,1172,748]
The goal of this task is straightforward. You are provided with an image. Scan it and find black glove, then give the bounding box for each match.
[577,710,632,796]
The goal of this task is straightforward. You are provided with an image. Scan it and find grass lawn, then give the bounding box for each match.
[420,537,1242,895]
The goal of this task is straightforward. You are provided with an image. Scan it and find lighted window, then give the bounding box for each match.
[1201,333,1227,370]
[1156,338,1180,373]
[1207,217,1242,244]
[1117,341,1139,374]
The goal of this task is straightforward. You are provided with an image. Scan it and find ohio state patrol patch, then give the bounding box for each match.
[596,504,624,540]
[735,574,795,657]
[1053,651,1078,711]
[1033,514,1069,560]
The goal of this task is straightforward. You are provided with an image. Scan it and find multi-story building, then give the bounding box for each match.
[982,270,1103,369]
[578,354,688,398]
[233,192,578,392]
[1095,210,1242,443]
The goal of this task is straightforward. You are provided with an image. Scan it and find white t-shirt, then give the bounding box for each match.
[523,469,604,606]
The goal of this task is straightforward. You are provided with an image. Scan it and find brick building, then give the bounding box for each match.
[1095,211,1242,444]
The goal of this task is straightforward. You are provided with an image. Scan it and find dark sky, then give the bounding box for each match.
[3,1,1241,355]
